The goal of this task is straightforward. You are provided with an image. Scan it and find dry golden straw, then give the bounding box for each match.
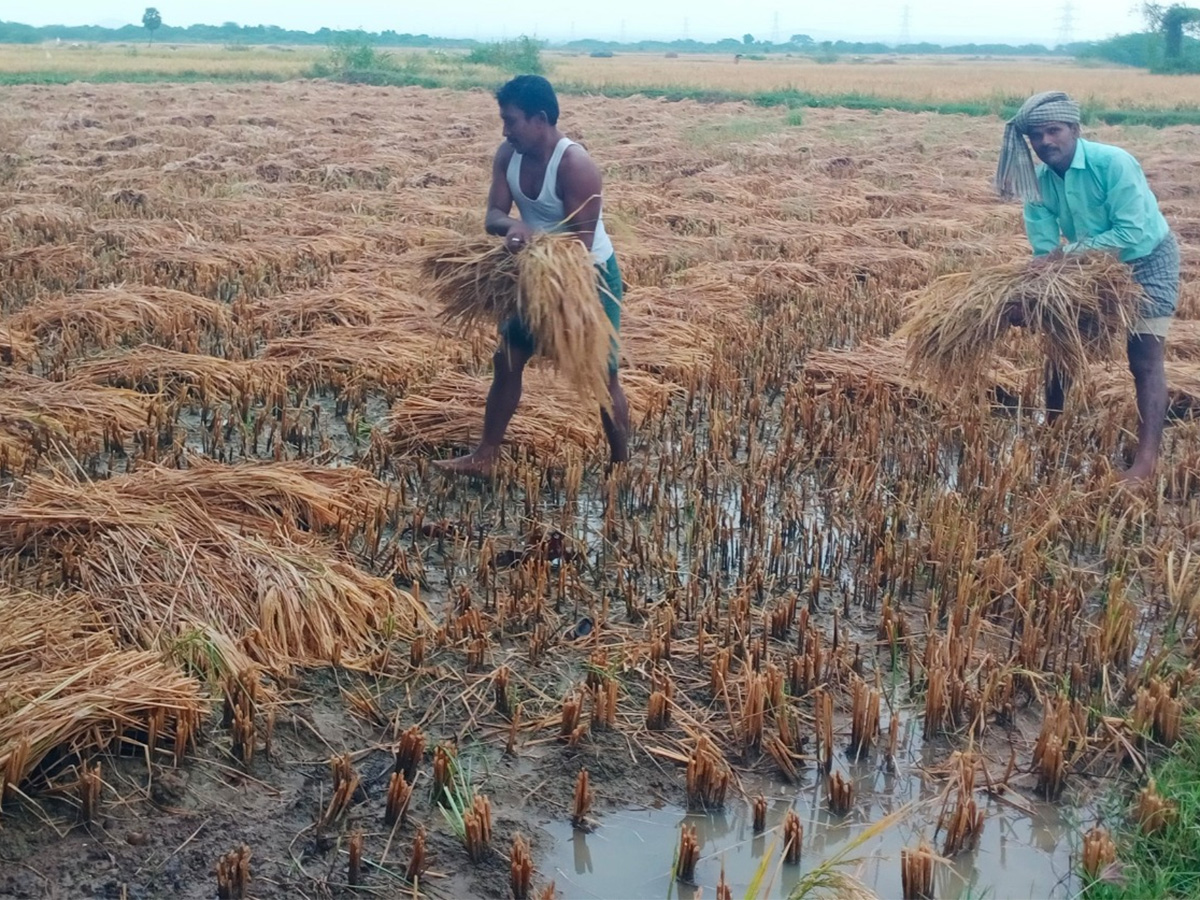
[0,590,203,809]
[422,233,617,410]
[901,252,1141,389]
[0,468,425,673]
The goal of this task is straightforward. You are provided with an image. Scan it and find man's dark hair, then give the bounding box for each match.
[496,75,559,126]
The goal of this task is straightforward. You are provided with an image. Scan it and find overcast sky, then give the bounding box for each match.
[9,1,1146,45]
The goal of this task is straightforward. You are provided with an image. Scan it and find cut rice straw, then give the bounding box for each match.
[0,469,429,671]
[389,368,673,459]
[421,232,617,410]
[804,337,1027,403]
[900,252,1142,393]
[0,589,204,804]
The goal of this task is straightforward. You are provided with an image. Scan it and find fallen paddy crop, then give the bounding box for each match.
[0,78,1197,900]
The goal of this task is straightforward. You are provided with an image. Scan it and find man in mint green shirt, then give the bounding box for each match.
[996,91,1179,483]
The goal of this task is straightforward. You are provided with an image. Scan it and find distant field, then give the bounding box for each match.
[0,42,319,78]
[546,52,1200,109]
[2,42,1200,112]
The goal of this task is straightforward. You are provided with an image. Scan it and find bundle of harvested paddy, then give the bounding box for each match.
[622,282,754,331]
[12,286,233,360]
[0,202,86,242]
[900,252,1142,390]
[1,244,99,303]
[815,245,935,292]
[804,338,1027,403]
[421,233,617,408]
[121,233,363,299]
[70,346,286,411]
[1166,319,1200,361]
[1090,360,1200,419]
[0,370,165,464]
[389,368,673,459]
[240,269,438,338]
[619,314,715,380]
[0,589,204,802]
[10,460,397,546]
[263,325,456,397]
[0,482,426,671]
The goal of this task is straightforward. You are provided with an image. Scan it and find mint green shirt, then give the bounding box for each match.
[1022,138,1169,263]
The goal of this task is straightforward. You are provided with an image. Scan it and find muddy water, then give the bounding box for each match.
[539,758,1076,900]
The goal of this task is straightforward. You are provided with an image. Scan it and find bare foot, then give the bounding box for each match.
[431,449,500,479]
[1117,460,1155,485]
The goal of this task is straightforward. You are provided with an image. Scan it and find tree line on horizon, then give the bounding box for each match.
[1,8,1196,72]
[0,17,1092,57]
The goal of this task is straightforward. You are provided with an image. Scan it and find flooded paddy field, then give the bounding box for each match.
[1,79,1199,899]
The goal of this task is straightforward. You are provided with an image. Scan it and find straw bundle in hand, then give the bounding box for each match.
[899,252,1142,390]
[421,233,617,409]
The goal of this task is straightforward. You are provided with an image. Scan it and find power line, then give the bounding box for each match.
[772,10,780,45]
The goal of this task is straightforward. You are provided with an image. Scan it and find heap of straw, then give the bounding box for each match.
[389,369,673,459]
[0,589,204,803]
[804,338,1027,402]
[421,233,617,409]
[1091,359,1200,418]
[0,370,165,463]
[0,469,428,672]
[900,252,1142,389]
[12,286,233,356]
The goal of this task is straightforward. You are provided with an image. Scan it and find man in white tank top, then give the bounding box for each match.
[434,75,630,477]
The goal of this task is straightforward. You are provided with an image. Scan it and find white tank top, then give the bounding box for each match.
[506,137,613,265]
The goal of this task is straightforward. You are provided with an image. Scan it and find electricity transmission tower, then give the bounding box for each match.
[1057,2,1075,47]
[899,5,911,44]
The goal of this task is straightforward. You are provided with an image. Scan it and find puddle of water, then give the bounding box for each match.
[540,760,1076,900]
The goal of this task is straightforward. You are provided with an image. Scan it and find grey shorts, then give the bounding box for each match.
[1130,231,1180,321]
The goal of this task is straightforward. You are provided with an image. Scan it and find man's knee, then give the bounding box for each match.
[493,344,529,375]
[1127,336,1165,380]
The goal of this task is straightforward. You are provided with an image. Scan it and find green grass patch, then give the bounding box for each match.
[683,116,790,147]
[0,69,288,86]
[1083,735,1200,900]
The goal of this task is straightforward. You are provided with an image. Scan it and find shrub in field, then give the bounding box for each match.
[466,36,544,74]
[328,34,393,72]
[309,36,440,87]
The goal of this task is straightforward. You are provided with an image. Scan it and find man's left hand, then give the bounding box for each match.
[1029,248,1065,270]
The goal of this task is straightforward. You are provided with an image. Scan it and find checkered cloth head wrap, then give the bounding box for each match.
[994,91,1081,202]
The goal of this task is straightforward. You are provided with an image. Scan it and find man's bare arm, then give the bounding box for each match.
[485,144,523,235]
[558,145,603,252]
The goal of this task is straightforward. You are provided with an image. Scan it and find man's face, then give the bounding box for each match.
[1027,121,1078,170]
[500,104,541,154]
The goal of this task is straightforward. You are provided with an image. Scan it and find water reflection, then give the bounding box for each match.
[540,761,1077,900]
